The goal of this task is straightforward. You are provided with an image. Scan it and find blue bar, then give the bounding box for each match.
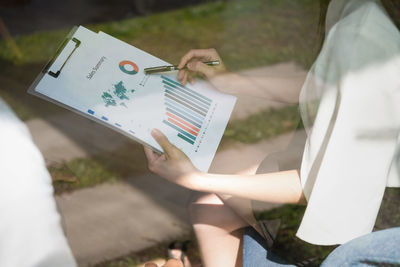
[177,133,194,145]
[166,107,202,129]
[165,92,207,117]
[115,123,121,127]
[129,130,135,134]
[87,109,95,115]
[165,98,204,123]
[101,116,108,121]
[165,89,208,114]
[163,83,210,110]
[162,81,210,107]
[161,75,212,104]
[163,120,196,140]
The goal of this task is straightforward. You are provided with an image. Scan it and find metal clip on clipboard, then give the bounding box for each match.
[43,37,81,78]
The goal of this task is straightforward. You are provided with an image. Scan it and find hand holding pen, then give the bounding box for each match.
[144,48,227,85]
[177,48,227,85]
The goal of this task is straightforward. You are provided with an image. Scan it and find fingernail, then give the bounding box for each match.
[151,129,160,137]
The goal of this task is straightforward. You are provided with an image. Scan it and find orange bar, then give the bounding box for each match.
[167,118,198,137]
[166,112,200,132]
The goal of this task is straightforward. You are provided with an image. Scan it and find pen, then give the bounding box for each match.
[144,60,220,74]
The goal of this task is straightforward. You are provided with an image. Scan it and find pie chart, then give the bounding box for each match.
[119,60,139,75]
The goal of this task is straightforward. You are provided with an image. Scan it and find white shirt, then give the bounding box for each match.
[0,98,76,267]
[297,0,400,245]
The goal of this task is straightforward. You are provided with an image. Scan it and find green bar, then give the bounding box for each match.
[161,75,212,104]
[177,133,195,144]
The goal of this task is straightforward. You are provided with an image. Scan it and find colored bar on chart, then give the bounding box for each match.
[162,81,211,107]
[166,107,202,129]
[163,120,196,141]
[161,75,212,103]
[165,89,208,114]
[161,76,214,146]
[166,112,200,133]
[165,92,207,117]
[165,99,204,123]
[177,133,194,145]
[163,83,209,110]
[167,117,198,136]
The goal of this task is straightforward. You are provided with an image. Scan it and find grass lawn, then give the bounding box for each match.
[0,0,319,69]
[0,0,319,120]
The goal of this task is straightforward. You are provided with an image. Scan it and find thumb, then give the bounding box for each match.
[187,61,214,77]
[151,129,176,156]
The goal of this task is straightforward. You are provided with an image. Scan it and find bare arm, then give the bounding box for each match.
[144,129,306,205]
[209,72,301,104]
[191,170,305,204]
[177,49,301,104]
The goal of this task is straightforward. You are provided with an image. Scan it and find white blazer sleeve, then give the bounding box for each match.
[297,0,400,245]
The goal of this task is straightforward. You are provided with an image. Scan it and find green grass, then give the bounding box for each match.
[50,158,118,194]
[49,140,149,193]
[0,0,319,69]
[0,0,319,121]
[255,205,336,265]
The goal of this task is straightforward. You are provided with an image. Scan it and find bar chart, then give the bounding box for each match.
[161,75,212,145]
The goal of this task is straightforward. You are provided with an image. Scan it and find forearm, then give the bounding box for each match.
[189,169,306,205]
[209,72,300,104]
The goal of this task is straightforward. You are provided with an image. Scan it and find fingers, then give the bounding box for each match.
[187,61,214,77]
[178,48,219,69]
[151,129,176,157]
[143,146,157,162]
[188,73,194,85]
[163,259,184,267]
[178,49,221,84]
[181,71,189,86]
[177,69,186,81]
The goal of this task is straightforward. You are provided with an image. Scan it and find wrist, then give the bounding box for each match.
[183,171,208,191]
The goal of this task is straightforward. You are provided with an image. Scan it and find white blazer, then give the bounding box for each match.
[297,0,400,245]
[0,98,76,267]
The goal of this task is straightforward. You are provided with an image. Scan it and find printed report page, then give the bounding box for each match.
[32,26,236,172]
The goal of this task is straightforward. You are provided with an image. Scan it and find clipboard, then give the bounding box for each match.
[28,26,161,154]
[28,26,236,172]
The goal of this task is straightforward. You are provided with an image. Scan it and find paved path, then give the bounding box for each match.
[25,62,307,266]
[55,129,305,266]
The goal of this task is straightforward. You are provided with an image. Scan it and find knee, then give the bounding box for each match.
[188,193,248,233]
[188,193,223,225]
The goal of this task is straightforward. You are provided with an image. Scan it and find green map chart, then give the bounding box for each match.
[101,81,135,108]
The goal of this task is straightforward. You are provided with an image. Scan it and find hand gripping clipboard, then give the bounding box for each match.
[28,26,237,173]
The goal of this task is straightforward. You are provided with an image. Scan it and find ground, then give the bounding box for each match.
[0,0,399,266]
